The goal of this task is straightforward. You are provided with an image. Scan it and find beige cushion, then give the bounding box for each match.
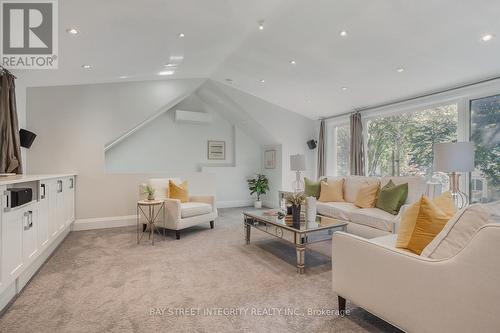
[344,176,380,203]
[381,176,426,204]
[421,204,492,259]
[148,178,181,200]
[350,207,397,232]
[318,179,345,202]
[180,202,212,218]
[316,202,360,220]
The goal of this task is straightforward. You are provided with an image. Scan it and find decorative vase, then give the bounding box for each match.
[291,204,301,226]
[254,200,262,209]
[147,193,154,201]
[305,196,317,222]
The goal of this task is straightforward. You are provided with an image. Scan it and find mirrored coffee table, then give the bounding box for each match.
[243,210,348,274]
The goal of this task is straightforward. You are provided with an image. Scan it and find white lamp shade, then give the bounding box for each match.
[433,142,475,172]
[290,154,306,171]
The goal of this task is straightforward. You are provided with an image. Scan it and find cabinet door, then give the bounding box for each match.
[64,177,75,226]
[48,180,58,238]
[2,209,24,284]
[55,179,65,232]
[23,207,38,263]
[38,182,50,248]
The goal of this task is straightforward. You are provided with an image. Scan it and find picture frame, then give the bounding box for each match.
[264,149,276,169]
[207,140,226,160]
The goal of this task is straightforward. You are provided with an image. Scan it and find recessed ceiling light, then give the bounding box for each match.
[258,20,265,31]
[164,63,176,67]
[178,33,185,38]
[158,70,175,76]
[81,64,91,69]
[66,27,79,35]
[397,67,405,73]
[341,87,348,91]
[290,60,296,65]
[119,75,128,79]
[260,79,265,83]
[481,34,494,42]
[339,30,348,37]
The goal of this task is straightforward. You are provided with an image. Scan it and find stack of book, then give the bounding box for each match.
[284,214,306,224]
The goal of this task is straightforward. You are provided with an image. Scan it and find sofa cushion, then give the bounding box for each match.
[180,202,212,218]
[396,194,455,254]
[344,176,380,203]
[381,176,426,204]
[350,208,397,232]
[316,202,360,220]
[354,182,380,208]
[148,178,181,199]
[421,203,492,259]
[375,180,408,215]
[304,177,321,199]
[319,179,344,202]
[169,180,189,203]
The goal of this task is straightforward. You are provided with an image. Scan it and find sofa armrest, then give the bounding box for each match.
[391,204,410,233]
[332,226,500,333]
[164,198,182,228]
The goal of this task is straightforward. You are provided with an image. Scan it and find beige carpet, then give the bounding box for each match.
[0,208,401,333]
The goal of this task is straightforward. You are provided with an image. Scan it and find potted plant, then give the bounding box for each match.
[142,185,155,201]
[247,174,269,208]
[285,192,306,225]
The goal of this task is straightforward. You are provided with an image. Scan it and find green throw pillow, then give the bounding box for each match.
[304,177,321,199]
[375,180,408,215]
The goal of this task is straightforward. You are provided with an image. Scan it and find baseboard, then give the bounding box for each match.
[72,215,136,231]
[216,200,253,208]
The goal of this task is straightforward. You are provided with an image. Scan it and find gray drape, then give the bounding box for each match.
[349,112,364,175]
[317,120,326,178]
[0,72,22,174]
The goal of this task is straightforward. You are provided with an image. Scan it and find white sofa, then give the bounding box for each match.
[331,211,500,332]
[140,178,218,239]
[317,175,428,238]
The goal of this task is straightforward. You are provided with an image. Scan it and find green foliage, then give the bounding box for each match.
[247,174,269,201]
[142,185,155,196]
[366,105,458,177]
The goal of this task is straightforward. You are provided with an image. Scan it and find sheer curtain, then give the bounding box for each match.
[349,112,364,175]
[0,71,23,174]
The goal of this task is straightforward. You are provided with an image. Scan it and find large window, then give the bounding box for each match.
[470,94,500,203]
[366,104,458,179]
[328,123,350,176]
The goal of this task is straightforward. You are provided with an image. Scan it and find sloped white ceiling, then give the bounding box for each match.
[15,0,500,119]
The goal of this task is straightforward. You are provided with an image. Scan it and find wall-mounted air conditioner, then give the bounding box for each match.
[175,110,212,124]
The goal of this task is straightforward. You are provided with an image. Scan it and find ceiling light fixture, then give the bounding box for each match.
[158,70,175,76]
[178,33,185,38]
[481,33,494,42]
[341,87,348,91]
[164,63,176,67]
[339,30,348,37]
[290,60,296,65]
[66,27,79,35]
[397,67,405,73]
[81,64,91,69]
[260,79,265,83]
[119,76,129,79]
[258,20,265,31]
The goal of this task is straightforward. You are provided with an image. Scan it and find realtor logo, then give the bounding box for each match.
[1,0,58,69]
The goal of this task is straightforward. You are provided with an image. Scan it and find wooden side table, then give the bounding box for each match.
[137,200,165,245]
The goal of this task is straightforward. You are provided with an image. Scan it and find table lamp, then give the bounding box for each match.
[433,142,475,209]
[290,154,306,192]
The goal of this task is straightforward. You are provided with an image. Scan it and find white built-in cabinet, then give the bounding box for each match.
[0,175,75,311]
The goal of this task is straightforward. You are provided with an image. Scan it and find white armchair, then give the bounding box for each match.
[140,178,218,239]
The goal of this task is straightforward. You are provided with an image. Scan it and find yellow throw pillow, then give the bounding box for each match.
[318,179,344,202]
[432,191,457,216]
[396,195,455,255]
[354,183,380,208]
[169,180,189,203]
